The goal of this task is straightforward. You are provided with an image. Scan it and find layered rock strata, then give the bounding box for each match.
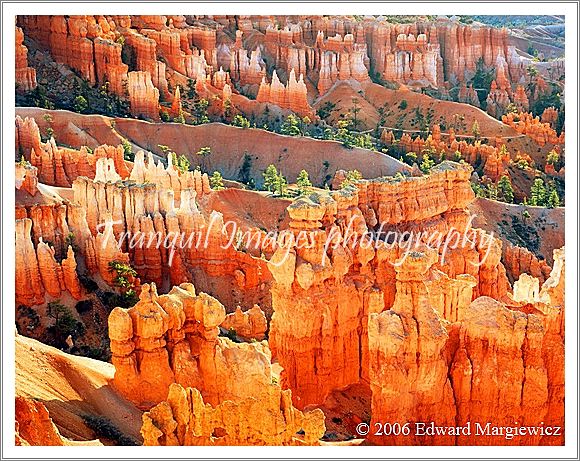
[269,162,511,408]
[15,26,37,92]
[110,282,325,446]
[367,247,564,445]
[141,383,325,445]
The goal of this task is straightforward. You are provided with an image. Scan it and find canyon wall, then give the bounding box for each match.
[269,161,511,409]
[17,15,546,121]
[109,282,326,445]
[368,247,564,445]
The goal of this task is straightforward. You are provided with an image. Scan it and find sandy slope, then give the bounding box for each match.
[15,334,142,443]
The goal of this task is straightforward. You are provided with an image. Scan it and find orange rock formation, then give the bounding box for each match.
[256,69,313,117]
[15,218,83,306]
[220,305,268,341]
[269,162,510,409]
[15,397,66,446]
[15,26,37,92]
[141,383,325,445]
[368,247,564,445]
[502,111,563,147]
[110,281,325,447]
[127,71,160,120]
[381,125,512,180]
[16,115,131,186]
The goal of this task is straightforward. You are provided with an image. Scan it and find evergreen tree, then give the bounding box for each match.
[175,154,191,174]
[529,178,547,206]
[263,164,279,192]
[186,78,197,100]
[405,151,418,165]
[296,169,312,195]
[487,182,498,200]
[420,153,435,173]
[121,138,133,161]
[195,146,211,171]
[280,114,302,136]
[546,149,560,167]
[521,209,531,224]
[73,95,88,113]
[497,175,514,203]
[471,120,481,139]
[275,173,288,197]
[210,171,225,190]
[340,169,363,189]
[192,98,210,124]
[232,114,250,128]
[547,188,560,208]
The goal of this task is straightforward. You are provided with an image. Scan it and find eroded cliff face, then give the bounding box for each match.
[368,251,457,445]
[141,383,324,446]
[17,15,554,122]
[70,155,270,308]
[14,131,272,311]
[367,246,564,445]
[15,170,84,308]
[16,26,37,93]
[268,162,511,409]
[108,282,325,445]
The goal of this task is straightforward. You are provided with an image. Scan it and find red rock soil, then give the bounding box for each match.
[16,107,410,187]
[469,197,564,264]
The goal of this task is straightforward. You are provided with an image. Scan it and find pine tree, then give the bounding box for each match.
[210,171,225,190]
[263,165,279,192]
[521,209,531,224]
[175,154,191,174]
[471,120,481,139]
[529,178,547,206]
[232,114,250,128]
[296,169,312,195]
[547,188,560,208]
[497,175,514,203]
[420,154,435,173]
[340,170,363,189]
[276,173,288,197]
[546,149,560,167]
[121,138,133,161]
[195,146,211,171]
[280,114,302,136]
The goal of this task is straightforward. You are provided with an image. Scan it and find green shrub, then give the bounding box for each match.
[232,114,250,128]
[73,95,89,113]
